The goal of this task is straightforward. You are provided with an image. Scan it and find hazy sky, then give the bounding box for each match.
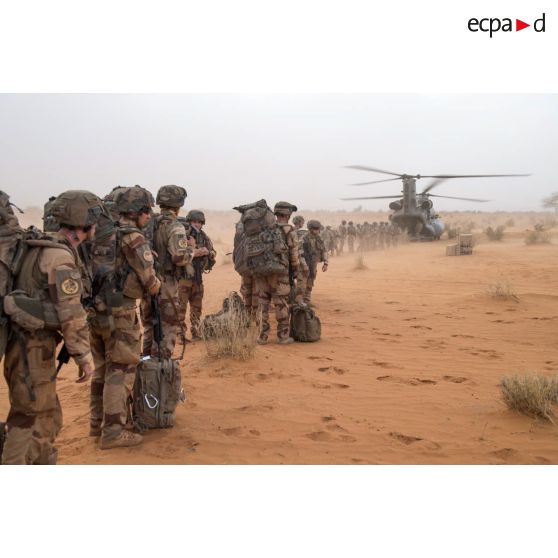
[0,94,555,212]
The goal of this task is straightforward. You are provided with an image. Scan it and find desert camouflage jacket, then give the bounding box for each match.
[153,210,195,276]
[279,223,299,271]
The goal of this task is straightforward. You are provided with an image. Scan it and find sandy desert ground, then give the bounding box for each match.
[1,211,558,464]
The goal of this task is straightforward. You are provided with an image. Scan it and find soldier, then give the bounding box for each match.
[255,201,299,345]
[88,186,161,450]
[338,220,347,254]
[301,220,328,305]
[378,222,386,250]
[292,215,308,303]
[347,221,357,253]
[177,209,216,341]
[141,186,204,357]
[234,219,258,320]
[2,190,102,465]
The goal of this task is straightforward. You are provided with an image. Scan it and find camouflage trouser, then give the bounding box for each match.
[141,275,181,359]
[2,330,62,465]
[178,279,204,338]
[255,272,290,340]
[339,237,345,253]
[348,236,355,253]
[299,266,317,304]
[240,273,259,317]
[89,304,141,441]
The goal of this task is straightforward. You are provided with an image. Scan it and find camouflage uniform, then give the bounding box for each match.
[141,186,193,357]
[255,202,299,343]
[89,186,161,448]
[2,191,101,465]
[347,222,357,253]
[177,210,216,340]
[338,221,347,253]
[301,220,328,304]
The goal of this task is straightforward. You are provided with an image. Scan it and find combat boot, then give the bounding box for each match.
[257,335,268,345]
[278,336,294,345]
[100,430,143,450]
[89,425,101,437]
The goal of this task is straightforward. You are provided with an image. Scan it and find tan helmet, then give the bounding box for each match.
[156,185,187,208]
[115,185,155,215]
[307,219,322,230]
[50,190,103,228]
[43,196,60,232]
[292,215,305,226]
[273,201,298,216]
[186,209,206,224]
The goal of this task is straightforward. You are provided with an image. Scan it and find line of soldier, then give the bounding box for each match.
[1,185,215,464]
[337,220,404,254]
[235,203,328,345]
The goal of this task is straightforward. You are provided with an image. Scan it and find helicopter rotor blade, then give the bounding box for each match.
[340,195,403,201]
[420,178,447,194]
[427,194,490,202]
[350,177,403,186]
[418,173,531,179]
[344,165,403,177]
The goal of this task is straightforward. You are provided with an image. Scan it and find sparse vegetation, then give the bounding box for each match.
[505,218,515,228]
[353,253,368,270]
[524,226,552,245]
[200,293,256,360]
[500,374,558,421]
[486,280,519,302]
[485,225,505,241]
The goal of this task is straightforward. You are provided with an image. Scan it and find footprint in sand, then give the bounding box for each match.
[491,448,517,461]
[306,431,333,442]
[318,366,347,375]
[389,432,423,445]
[308,356,333,361]
[377,375,437,386]
[370,360,395,369]
[410,325,432,330]
[235,404,274,413]
[321,415,336,422]
[442,375,471,384]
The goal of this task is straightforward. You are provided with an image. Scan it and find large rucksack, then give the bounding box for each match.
[132,357,185,431]
[290,303,321,342]
[0,192,26,359]
[233,199,288,276]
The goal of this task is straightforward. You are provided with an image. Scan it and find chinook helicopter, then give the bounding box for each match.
[341,166,529,239]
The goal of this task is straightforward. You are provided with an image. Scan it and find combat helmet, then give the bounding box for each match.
[103,186,128,220]
[342,220,347,225]
[348,221,353,225]
[156,185,187,208]
[43,196,60,232]
[115,185,155,215]
[50,190,103,229]
[273,201,298,216]
[307,219,322,230]
[186,209,205,224]
[292,215,305,226]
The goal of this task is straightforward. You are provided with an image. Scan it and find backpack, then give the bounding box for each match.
[234,199,289,276]
[132,357,185,431]
[290,303,321,342]
[0,192,27,359]
[201,291,248,338]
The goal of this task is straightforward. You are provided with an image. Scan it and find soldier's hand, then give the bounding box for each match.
[76,362,93,384]
[193,247,209,257]
[322,262,329,272]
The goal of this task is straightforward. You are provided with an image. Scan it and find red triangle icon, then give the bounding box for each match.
[516,19,530,31]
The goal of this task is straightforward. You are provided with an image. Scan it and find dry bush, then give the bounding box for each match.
[524,228,552,245]
[485,225,505,241]
[500,374,558,421]
[485,280,519,302]
[353,253,368,270]
[201,294,256,360]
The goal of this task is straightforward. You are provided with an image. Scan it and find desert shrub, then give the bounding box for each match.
[446,227,458,239]
[353,253,368,270]
[485,225,505,241]
[500,374,558,421]
[201,293,256,360]
[486,280,519,302]
[505,218,515,228]
[524,227,552,245]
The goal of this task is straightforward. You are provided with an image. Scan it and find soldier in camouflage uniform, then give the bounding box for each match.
[347,221,357,253]
[300,219,328,305]
[177,210,215,341]
[142,187,208,354]
[338,220,347,254]
[88,186,161,450]
[234,219,258,320]
[255,202,299,345]
[292,215,308,304]
[2,190,102,465]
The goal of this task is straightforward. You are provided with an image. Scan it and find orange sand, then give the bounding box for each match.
[1,230,558,464]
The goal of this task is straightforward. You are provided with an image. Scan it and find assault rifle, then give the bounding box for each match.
[151,295,164,360]
[303,239,316,280]
[288,263,296,304]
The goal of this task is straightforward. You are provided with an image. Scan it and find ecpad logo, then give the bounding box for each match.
[468,13,546,37]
